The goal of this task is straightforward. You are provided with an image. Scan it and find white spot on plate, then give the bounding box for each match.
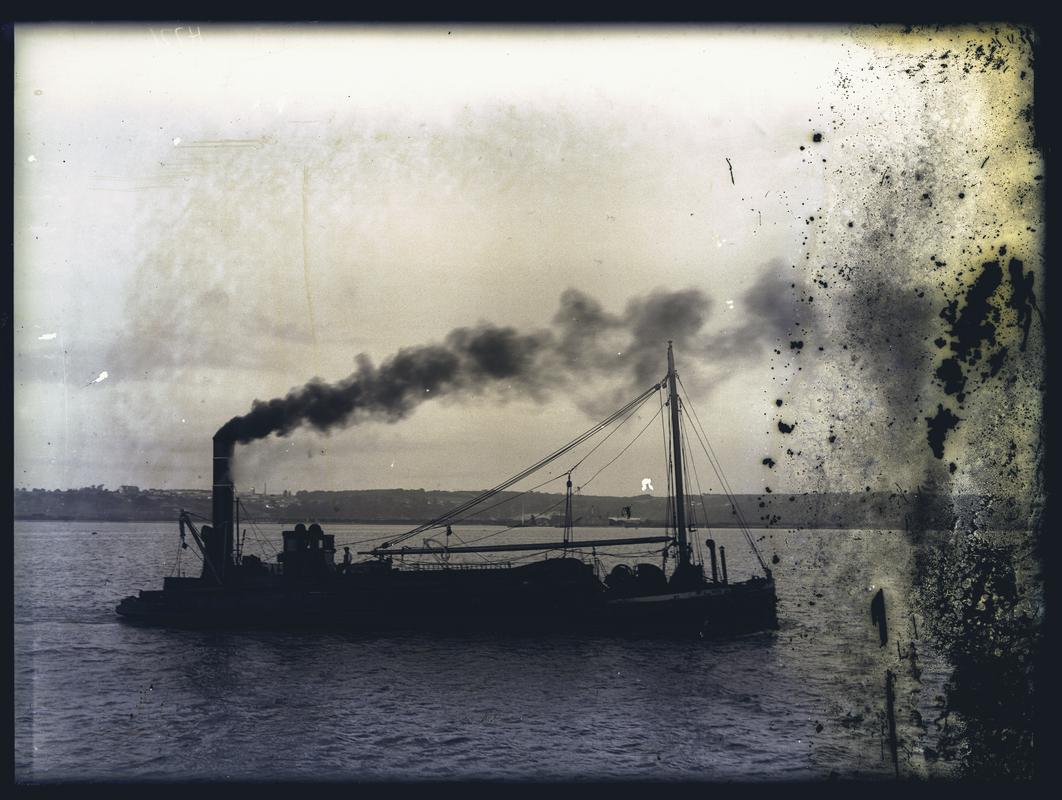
[725,299,735,310]
[38,332,57,340]
[87,370,109,385]
[641,478,654,493]
[27,155,37,163]
[172,137,181,146]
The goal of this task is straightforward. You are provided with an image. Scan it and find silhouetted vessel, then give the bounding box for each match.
[117,344,778,638]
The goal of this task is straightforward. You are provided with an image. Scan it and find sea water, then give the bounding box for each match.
[14,521,954,781]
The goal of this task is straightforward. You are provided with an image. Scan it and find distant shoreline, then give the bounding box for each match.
[14,487,1027,532]
[13,515,757,529]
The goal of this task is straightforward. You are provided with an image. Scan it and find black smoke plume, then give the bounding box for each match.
[216,276,811,444]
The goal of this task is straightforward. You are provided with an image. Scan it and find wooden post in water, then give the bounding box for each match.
[885,669,899,777]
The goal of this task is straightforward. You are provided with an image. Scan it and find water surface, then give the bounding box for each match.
[14,521,950,781]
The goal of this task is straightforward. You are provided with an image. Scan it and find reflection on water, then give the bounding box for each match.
[15,521,955,781]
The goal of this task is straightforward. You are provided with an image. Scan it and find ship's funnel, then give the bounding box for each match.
[210,436,235,581]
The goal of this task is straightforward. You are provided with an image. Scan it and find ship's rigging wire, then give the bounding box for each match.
[331,385,655,552]
[330,471,570,552]
[385,396,667,556]
[446,529,493,564]
[677,376,769,573]
[683,394,760,564]
[374,382,662,551]
[450,384,671,565]
[435,473,568,530]
[572,401,664,495]
[471,543,669,569]
[678,409,706,567]
[236,498,280,559]
[566,386,661,474]
[186,544,203,563]
[676,377,749,530]
[169,538,184,578]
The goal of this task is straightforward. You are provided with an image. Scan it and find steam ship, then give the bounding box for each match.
[116,344,778,638]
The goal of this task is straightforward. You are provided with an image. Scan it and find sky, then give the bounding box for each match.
[13,24,1043,499]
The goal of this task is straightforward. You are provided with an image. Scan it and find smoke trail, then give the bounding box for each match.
[215,326,552,443]
[216,278,808,444]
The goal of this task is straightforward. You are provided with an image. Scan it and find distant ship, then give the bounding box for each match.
[607,517,644,528]
[117,343,778,638]
[608,505,644,527]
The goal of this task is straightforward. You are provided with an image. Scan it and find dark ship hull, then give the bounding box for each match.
[116,560,778,639]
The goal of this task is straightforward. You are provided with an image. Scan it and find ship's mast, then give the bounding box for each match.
[667,342,691,568]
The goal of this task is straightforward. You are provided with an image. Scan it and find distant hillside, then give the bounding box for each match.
[13,486,1031,531]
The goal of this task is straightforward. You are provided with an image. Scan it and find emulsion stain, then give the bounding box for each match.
[936,259,1003,403]
[925,404,960,459]
[762,457,776,469]
[919,531,1040,779]
[1006,258,1041,351]
[983,348,1008,381]
[927,251,1041,454]
[935,358,967,401]
[778,421,796,434]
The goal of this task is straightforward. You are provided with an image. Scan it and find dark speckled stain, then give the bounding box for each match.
[921,532,1040,779]
[1006,257,1041,351]
[926,251,1040,457]
[925,404,961,459]
[983,348,1008,381]
[935,259,1002,403]
[934,358,966,400]
[873,28,1044,781]
[777,420,795,434]
[914,247,1043,775]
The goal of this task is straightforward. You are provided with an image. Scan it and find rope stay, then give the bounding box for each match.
[373,381,662,551]
[676,376,769,574]
[677,406,706,567]
[573,401,664,492]
[235,496,279,560]
[354,386,669,557]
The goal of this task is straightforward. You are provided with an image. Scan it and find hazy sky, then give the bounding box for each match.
[14,24,1042,498]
